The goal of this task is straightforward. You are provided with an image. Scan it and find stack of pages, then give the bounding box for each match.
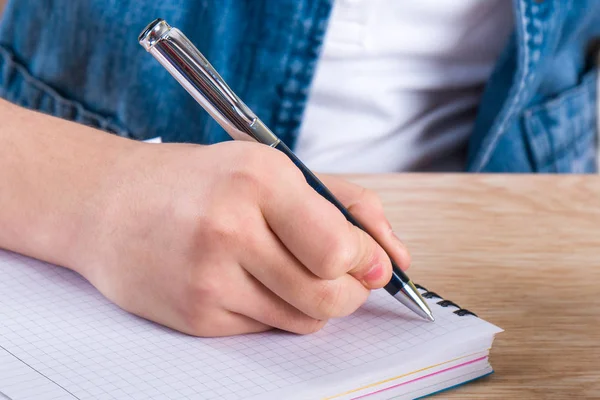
[0,249,502,399]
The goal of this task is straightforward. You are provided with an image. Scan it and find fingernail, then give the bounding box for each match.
[362,262,385,283]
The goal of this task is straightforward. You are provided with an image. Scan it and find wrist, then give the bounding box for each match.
[58,137,143,278]
[0,101,139,274]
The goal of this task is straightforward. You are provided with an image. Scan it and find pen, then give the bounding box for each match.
[138,19,434,322]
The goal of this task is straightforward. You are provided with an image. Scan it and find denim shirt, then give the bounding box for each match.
[0,0,598,173]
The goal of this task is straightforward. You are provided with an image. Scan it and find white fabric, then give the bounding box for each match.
[295,0,514,173]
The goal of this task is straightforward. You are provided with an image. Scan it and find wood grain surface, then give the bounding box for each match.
[345,174,600,399]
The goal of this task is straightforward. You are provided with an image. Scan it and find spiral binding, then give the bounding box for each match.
[414,284,477,317]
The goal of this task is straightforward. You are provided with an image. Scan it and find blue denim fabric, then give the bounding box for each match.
[0,0,332,147]
[470,0,600,172]
[0,0,598,173]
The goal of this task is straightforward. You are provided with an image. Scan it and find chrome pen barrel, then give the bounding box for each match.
[138,19,280,146]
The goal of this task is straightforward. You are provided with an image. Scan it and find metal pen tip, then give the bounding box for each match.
[424,310,435,322]
[392,281,435,322]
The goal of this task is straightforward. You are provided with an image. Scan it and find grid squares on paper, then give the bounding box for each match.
[0,250,485,399]
[0,345,74,399]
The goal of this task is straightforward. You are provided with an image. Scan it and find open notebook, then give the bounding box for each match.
[0,249,502,400]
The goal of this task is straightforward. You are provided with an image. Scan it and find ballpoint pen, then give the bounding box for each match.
[138,19,434,322]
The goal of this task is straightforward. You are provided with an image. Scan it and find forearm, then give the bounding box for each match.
[0,99,134,269]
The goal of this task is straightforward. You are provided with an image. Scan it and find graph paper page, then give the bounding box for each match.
[0,250,501,400]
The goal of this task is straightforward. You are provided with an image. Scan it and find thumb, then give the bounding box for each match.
[317,174,412,277]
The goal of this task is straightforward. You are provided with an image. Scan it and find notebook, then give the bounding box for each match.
[0,249,502,400]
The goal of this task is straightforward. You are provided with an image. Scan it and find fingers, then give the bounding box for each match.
[240,221,370,321]
[200,312,271,337]
[260,161,391,289]
[228,270,328,335]
[318,174,411,271]
[171,309,271,338]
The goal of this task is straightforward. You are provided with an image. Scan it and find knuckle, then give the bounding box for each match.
[180,277,223,336]
[337,288,369,317]
[196,214,237,247]
[229,145,272,181]
[185,312,232,337]
[359,187,383,210]
[190,274,222,300]
[230,147,296,194]
[184,312,214,337]
[229,163,265,193]
[178,300,213,336]
[266,147,304,182]
[313,281,345,319]
[229,145,304,201]
[186,263,225,304]
[244,145,286,173]
[318,237,354,279]
[170,204,236,252]
[363,238,381,269]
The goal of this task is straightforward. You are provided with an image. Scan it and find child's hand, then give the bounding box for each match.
[72,141,410,336]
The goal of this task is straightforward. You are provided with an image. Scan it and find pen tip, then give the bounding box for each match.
[392,281,435,322]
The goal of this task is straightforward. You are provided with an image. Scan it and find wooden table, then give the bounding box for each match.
[345,174,600,399]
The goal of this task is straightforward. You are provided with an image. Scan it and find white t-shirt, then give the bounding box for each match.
[294,0,514,173]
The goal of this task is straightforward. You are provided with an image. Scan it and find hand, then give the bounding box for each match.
[73,141,411,337]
